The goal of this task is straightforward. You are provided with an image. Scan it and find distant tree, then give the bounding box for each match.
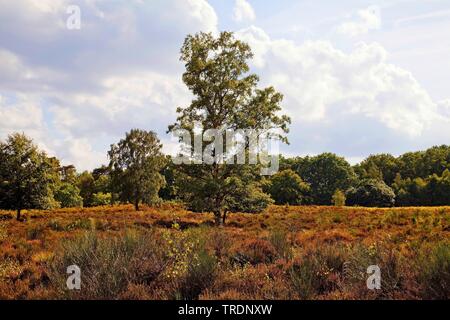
[267,169,310,205]
[346,179,395,207]
[159,156,180,201]
[299,153,356,205]
[77,171,96,207]
[355,154,399,185]
[0,133,54,220]
[332,189,346,206]
[54,182,83,208]
[108,129,167,211]
[168,31,290,225]
[91,192,112,206]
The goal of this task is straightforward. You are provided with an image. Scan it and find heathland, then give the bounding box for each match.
[0,204,448,300]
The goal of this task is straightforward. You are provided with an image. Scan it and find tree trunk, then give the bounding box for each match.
[214,210,222,226]
[222,211,228,225]
[16,208,21,221]
[134,198,139,211]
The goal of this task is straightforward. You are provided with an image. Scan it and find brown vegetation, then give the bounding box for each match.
[0,204,448,300]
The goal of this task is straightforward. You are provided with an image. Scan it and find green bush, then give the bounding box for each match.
[346,179,395,207]
[91,192,112,206]
[54,182,83,208]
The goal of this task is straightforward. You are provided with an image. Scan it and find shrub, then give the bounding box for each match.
[267,169,311,205]
[176,249,217,300]
[346,179,395,207]
[418,242,450,299]
[233,238,277,265]
[26,224,45,240]
[0,222,7,242]
[54,183,83,208]
[289,245,347,299]
[332,190,346,206]
[268,228,292,259]
[49,230,169,299]
[91,192,112,206]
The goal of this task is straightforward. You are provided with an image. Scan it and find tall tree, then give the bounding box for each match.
[267,169,311,205]
[0,133,54,220]
[298,153,356,205]
[168,31,290,225]
[108,129,166,211]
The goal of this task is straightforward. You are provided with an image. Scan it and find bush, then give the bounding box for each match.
[49,230,169,299]
[54,183,83,208]
[346,179,395,207]
[418,242,450,299]
[289,245,346,299]
[267,169,311,205]
[268,228,292,259]
[26,225,45,240]
[332,189,346,206]
[177,249,217,299]
[91,192,112,206]
[233,238,277,265]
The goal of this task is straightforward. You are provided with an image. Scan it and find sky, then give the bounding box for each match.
[0,0,449,170]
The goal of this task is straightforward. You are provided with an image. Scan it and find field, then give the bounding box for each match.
[0,204,449,300]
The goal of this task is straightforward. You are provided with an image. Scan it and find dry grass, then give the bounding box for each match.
[0,204,448,300]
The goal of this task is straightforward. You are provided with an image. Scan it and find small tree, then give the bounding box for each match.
[299,153,356,205]
[346,179,395,207]
[108,129,167,211]
[267,169,310,205]
[54,182,83,208]
[332,189,346,206]
[0,133,54,220]
[91,192,112,206]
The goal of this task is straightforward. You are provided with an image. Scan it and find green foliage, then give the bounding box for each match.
[0,133,55,219]
[91,192,112,206]
[296,153,356,205]
[54,182,83,208]
[332,189,346,206]
[346,179,395,207]
[418,242,450,299]
[168,31,290,224]
[267,169,311,205]
[355,154,399,185]
[393,169,450,206]
[109,129,167,211]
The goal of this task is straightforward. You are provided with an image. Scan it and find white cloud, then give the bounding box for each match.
[233,0,256,23]
[0,94,44,137]
[0,0,216,170]
[337,6,381,37]
[237,26,444,138]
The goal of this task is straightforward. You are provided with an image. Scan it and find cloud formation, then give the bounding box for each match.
[237,26,450,155]
[233,0,256,23]
[337,6,381,37]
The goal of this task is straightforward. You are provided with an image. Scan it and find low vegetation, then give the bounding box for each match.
[0,204,448,300]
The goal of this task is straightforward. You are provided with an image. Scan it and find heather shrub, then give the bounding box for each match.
[289,245,346,299]
[417,242,450,299]
[268,228,292,259]
[26,224,45,240]
[49,229,169,299]
[233,238,277,265]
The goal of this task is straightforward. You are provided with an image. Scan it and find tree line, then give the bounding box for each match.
[1,31,449,222]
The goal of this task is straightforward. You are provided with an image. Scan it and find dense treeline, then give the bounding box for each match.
[1,132,449,220]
